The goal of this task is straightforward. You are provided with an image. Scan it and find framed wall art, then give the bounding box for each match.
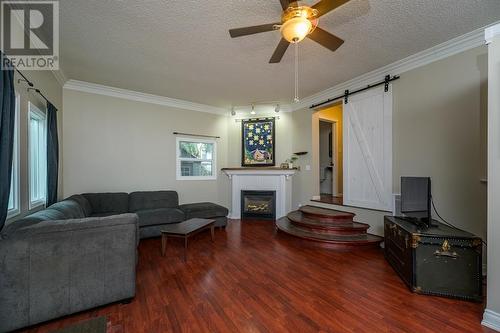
[241,118,275,167]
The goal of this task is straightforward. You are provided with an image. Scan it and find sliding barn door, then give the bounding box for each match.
[343,86,392,211]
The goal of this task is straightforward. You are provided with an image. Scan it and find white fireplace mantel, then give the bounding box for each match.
[222,168,297,219]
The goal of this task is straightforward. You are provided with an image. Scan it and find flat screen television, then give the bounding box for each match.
[400,176,432,227]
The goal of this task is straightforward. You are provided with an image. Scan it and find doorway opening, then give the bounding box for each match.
[316,103,343,205]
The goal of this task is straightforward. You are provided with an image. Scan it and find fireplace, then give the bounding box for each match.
[222,168,297,219]
[241,190,276,220]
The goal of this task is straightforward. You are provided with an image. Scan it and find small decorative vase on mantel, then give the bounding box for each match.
[287,155,298,169]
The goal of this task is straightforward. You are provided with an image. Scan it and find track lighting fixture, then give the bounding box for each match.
[250,104,256,115]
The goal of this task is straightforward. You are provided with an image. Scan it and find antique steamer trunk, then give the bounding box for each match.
[384,216,482,302]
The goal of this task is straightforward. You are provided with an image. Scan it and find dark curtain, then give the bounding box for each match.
[0,56,16,230]
[46,102,59,206]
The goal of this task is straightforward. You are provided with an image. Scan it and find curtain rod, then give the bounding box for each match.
[26,87,51,105]
[173,132,221,139]
[310,75,400,109]
[1,52,55,108]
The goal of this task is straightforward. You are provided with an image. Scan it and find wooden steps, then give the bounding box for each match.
[276,205,383,250]
[287,211,369,235]
[298,205,355,222]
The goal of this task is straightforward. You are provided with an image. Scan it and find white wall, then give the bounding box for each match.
[226,112,294,168]
[392,46,488,240]
[291,106,314,206]
[483,33,500,330]
[291,46,488,238]
[62,89,230,206]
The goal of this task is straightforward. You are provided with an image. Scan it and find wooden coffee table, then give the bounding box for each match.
[161,218,215,261]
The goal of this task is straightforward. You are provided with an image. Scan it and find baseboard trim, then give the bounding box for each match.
[482,309,500,332]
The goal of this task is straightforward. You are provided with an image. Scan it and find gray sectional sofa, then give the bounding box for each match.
[127,191,228,239]
[0,191,228,332]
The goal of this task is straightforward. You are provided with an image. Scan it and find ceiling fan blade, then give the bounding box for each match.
[311,0,351,18]
[279,0,299,9]
[279,0,290,9]
[269,38,290,63]
[308,27,344,52]
[229,23,280,38]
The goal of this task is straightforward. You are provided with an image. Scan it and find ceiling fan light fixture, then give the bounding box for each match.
[228,1,346,64]
[280,16,312,43]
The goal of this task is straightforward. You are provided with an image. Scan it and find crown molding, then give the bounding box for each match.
[63,80,229,116]
[482,309,500,331]
[290,20,499,111]
[485,23,500,44]
[52,69,67,87]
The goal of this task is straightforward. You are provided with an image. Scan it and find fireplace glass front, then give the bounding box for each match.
[241,190,276,220]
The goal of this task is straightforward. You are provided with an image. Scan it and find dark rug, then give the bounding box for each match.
[50,317,107,333]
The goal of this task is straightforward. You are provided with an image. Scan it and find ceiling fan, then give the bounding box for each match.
[229,0,350,63]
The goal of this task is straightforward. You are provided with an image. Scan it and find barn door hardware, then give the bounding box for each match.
[310,74,400,109]
[384,75,390,92]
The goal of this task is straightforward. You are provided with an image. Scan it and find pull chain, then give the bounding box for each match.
[293,42,300,103]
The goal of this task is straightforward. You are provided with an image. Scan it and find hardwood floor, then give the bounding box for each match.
[23,220,491,333]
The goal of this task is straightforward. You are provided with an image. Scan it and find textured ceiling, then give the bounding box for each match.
[59,0,500,108]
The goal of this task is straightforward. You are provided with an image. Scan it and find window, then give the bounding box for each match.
[7,93,20,218]
[176,137,216,180]
[28,102,47,209]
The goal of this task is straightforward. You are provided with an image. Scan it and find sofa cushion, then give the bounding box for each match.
[1,199,87,237]
[128,191,179,212]
[82,193,129,215]
[66,194,93,216]
[135,208,185,227]
[48,200,86,219]
[1,208,68,237]
[179,203,229,219]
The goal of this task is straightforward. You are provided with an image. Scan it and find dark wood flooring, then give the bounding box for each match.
[23,220,491,333]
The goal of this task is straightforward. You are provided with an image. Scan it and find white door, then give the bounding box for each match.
[343,86,392,211]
